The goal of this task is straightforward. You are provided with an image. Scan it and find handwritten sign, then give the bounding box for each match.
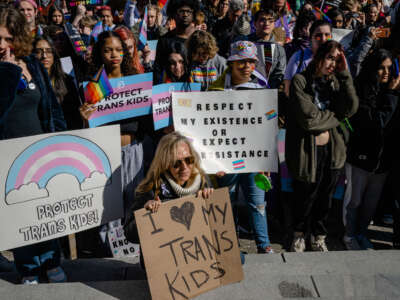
[0,126,123,251]
[152,82,201,130]
[84,73,153,128]
[172,90,278,173]
[135,188,244,300]
[107,219,140,258]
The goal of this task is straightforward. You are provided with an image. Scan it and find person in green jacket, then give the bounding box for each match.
[285,40,359,252]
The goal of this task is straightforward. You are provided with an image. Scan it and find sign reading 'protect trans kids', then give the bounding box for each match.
[84,73,153,128]
[0,126,123,251]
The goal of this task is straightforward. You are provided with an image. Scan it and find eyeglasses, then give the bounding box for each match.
[172,156,194,169]
[259,17,276,24]
[177,9,193,16]
[34,48,53,56]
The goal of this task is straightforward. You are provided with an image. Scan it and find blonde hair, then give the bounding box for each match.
[135,132,206,196]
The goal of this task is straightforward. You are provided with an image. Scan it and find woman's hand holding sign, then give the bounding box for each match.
[144,195,162,213]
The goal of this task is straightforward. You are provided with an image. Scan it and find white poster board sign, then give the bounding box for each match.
[332,28,354,51]
[107,219,140,258]
[172,90,278,173]
[0,126,123,251]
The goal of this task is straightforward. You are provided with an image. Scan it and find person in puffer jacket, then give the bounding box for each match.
[186,30,227,91]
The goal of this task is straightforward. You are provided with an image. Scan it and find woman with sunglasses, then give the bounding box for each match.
[286,40,358,252]
[0,7,67,284]
[33,35,83,129]
[124,132,213,246]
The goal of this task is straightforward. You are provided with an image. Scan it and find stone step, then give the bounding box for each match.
[1,252,400,299]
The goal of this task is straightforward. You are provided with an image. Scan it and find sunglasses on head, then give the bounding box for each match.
[172,156,194,169]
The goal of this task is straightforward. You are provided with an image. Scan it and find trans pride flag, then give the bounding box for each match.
[138,7,147,51]
[84,66,113,104]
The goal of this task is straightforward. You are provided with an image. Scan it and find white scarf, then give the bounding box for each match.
[164,173,202,198]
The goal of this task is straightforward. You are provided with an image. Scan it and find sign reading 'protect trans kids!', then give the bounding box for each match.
[0,126,123,251]
[84,73,153,128]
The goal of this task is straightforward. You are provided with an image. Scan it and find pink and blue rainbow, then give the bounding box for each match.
[5,135,111,195]
[232,160,245,170]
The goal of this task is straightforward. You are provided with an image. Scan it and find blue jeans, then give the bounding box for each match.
[217,173,270,249]
[12,239,61,277]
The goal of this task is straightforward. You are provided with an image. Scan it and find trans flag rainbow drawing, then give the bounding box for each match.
[5,134,111,205]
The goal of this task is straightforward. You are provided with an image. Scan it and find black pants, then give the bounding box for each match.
[292,145,341,236]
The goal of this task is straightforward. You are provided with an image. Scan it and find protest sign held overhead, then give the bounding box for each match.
[172,90,278,174]
[152,82,201,130]
[83,73,153,128]
[0,126,123,251]
[135,188,244,300]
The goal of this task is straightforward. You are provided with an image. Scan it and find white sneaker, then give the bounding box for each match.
[343,235,361,250]
[311,235,328,252]
[22,276,39,285]
[290,232,306,252]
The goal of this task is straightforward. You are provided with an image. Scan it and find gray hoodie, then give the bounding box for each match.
[190,54,227,91]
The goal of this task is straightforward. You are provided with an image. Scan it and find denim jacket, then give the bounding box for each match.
[0,55,66,139]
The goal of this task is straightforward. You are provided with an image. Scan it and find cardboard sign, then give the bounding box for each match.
[172,90,278,173]
[64,23,87,57]
[147,40,158,62]
[332,28,354,51]
[152,82,201,130]
[0,126,123,251]
[135,188,244,300]
[107,219,140,258]
[84,73,153,128]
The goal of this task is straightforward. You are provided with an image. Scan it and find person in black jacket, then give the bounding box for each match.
[344,49,400,250]
[124,132,213,245]
[0,7,67,284]
[33,35,83,130]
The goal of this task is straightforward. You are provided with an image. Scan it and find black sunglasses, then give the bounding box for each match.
[172,156,195,169]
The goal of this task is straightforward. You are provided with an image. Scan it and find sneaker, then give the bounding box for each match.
[47,266,67,283]
[290,232,306,252]
[311,235,328,252]
[257,246,275,254]
[22,276,39,285]
[343,235,361,250]
[357,234,374,250]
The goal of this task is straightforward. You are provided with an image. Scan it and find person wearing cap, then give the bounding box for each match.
[15,0,43,37]
[209,41,274,254]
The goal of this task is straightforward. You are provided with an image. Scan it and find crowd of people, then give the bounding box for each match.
[0,0,399,285]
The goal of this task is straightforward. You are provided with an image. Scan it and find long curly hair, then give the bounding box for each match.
[90,31,136,77]
[135,132,207,196]
[0,7,32,58]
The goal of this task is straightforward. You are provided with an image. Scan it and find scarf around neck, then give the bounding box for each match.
[164,172,202,197]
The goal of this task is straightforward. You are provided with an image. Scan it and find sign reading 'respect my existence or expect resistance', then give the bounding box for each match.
[0,126,123,251]
[135,188,244,300]
[172,90,278,174]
